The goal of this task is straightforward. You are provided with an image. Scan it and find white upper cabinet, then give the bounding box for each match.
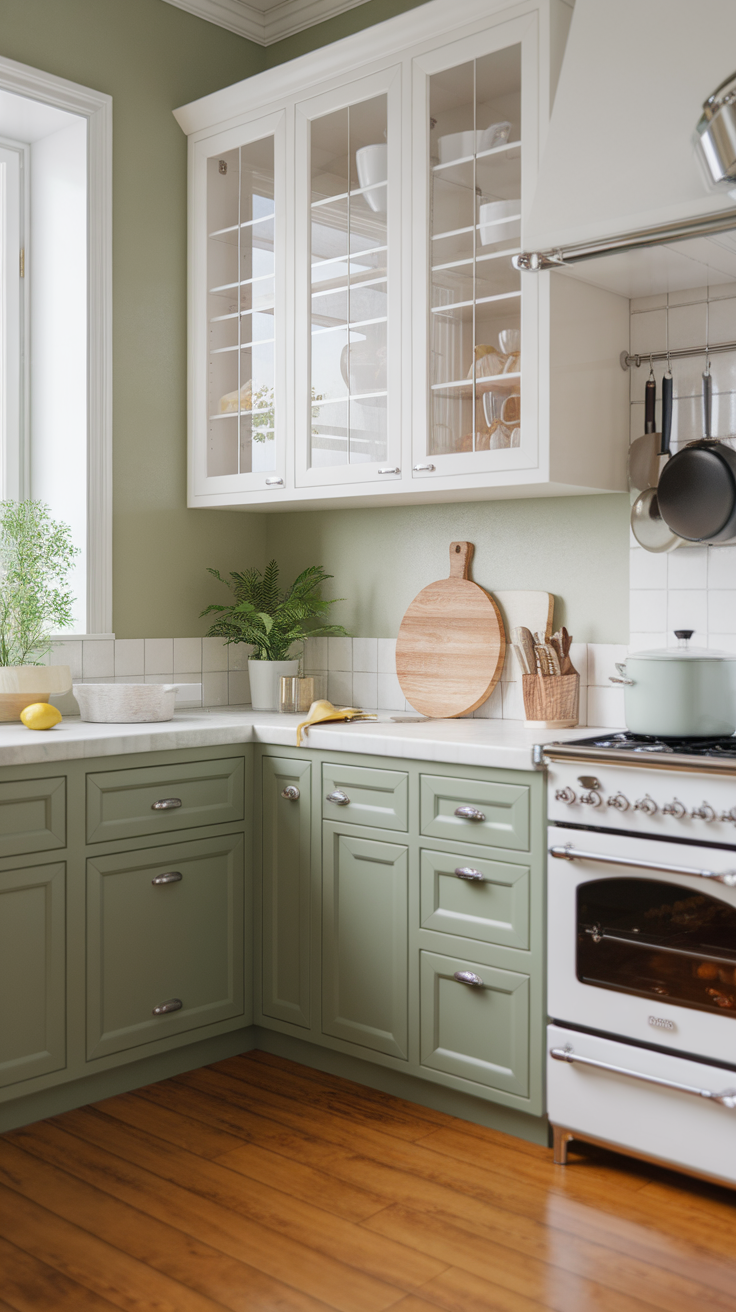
[176,0,629,511]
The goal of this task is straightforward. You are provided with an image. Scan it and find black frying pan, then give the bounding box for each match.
[657,372,736,543]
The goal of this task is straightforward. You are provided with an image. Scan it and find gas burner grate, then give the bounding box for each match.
[562,732,736,759]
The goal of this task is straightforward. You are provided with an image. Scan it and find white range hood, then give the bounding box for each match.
[524,0,736,259]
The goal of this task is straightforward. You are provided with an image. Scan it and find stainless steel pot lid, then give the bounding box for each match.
[628,630,736,661]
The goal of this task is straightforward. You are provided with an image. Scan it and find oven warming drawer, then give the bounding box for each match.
[548,1024,736,1186]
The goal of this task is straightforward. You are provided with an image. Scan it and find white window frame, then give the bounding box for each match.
[0,138,26,504]
[0,55,112,635]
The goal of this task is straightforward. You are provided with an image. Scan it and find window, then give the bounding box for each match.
[0,59,111,634]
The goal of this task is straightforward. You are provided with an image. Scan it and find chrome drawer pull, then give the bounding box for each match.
[413,463,435,472]
[378,466,400,474]
[151,871,183,886]
[454,866,485,882]
[454,805,486,822]
[265,477,284,486]
[281,785,300,801]
[152,797,182,811]
[549,843,736,887]
[326,790,350,806]
[454,970,484,987]
[550,1046,736,1109]
[152,998,183,1015]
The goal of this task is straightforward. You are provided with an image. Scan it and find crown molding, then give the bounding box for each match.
[161,0,373,45]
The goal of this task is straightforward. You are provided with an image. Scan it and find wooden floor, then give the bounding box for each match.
[1,1053,736,1312]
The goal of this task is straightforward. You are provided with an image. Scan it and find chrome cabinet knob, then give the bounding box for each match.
[453,970,484,987]
[151,871,183,885]
[326,789,350,806]
[454,805,486,821]
[152,797,182,811]
[634,795,658,816]
[720,807,736,824]
[454,866,485,882]
[579,790,602,808]
[281,785,300,800]
[663,799,686,819]
[378,467,400,474]
[413,463,436,472]
[606,793,629,812]
[265,477,284,486]
[555,787,576,804]
[152,998,183,1015]
[692,801,716,822]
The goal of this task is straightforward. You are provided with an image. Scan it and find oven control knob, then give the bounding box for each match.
[662,799,686,819]
[691,801,716,822]
[720,807,736,824]
[555,787,576,804]
[579,790,602,808]
[606,792,629,812]
[634,794,658,816]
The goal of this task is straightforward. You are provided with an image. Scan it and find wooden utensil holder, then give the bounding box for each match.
[522,673,579,728]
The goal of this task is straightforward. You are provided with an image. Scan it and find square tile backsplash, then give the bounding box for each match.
[629,287,736,650]
[46,633,628,726]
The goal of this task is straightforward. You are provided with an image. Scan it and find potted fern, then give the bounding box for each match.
[201,560,349,710]
[0,501,78,719]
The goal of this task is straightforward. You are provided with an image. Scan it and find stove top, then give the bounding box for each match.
[561,732,736,759]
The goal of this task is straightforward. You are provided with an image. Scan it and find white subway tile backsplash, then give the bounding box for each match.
[145,638,173,675]
[631,308,667,356]
[630,547,667,589]
[667,548,708,589]
[629,590,667,633]
[82,639,114,678]
[587,685,626,729]
[352,671,377,708]
[228,642,252,671]
[174,637,202,674]
[377,670,404,711]
[50,640,82,679]
[668,301,707,352]
[114,638,144,676]
[501,680,524,720]
[202,636,228,672]
[377,638,397,673]
[587,644,629,686]
[629,632,667,651]
[352,638,378,672]
[328,670,353,705]
[228,670,250,705]
[708,590,736,633]
[327,636,352,671]
[667,589,707,636]
[631,293,668,313]
[303,636,327,673]
[707,545,736,588]
[202,671,228,706]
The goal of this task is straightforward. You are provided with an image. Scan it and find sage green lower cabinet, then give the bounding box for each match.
[322,826,408,1059]
[261,756,311,1028]
[419,849,530,950]
[0,862,66,1088]
[86,833,244,1060]
[419,949,530,1097]
[322,762,408,832]
[86,757,245,844]
[0,776,66,859]
[420,773,530,851]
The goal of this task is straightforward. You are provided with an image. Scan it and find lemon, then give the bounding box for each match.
[20,702,62,731]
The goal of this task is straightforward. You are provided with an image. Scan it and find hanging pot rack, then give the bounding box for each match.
[621,340,736,370]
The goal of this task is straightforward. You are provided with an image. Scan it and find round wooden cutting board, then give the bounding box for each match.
[396,541,506,718]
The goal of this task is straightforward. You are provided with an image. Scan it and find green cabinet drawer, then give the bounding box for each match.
[0,862,65,1088]
[261,756,311,1029]
[0,776,65,858]
[419,849,529,949]
[86,833,244,1060]
[420,949,529,1097]
[322,827,408,1059]
[322,762,408,831]
[86,756,244,844]
[420,774,529,851]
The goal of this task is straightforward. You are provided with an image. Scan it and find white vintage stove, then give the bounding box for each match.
[542,730,736,1189]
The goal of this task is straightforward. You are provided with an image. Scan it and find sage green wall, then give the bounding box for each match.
[0,0,268,637]
[266,495,630,642]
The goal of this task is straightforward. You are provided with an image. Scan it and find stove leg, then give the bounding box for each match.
[553,1125,573,1165]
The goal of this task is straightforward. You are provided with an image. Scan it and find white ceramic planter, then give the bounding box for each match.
[248,658,299,711]
[0,664,71,721]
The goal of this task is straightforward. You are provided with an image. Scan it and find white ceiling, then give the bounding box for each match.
[161,0,373,45]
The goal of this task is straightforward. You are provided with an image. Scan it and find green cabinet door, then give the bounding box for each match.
[420,949,529,1096]
[419,849,530,949]
[0,776,65,859]
[261,756,311,1028]
[322,827,408,1059]
[322,763,408,831]
[0,862,65,1088]
[420,774,530,851]
[86,757,245,844]
[87,833,244,1060]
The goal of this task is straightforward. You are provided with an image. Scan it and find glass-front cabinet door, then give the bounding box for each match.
[412,17,539,481]
[190,112,286,499]
[294,69,402,488]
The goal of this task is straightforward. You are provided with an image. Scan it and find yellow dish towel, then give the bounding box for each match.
[296,699,376,746]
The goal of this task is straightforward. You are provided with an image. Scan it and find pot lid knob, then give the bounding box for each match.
[674,630,694,640]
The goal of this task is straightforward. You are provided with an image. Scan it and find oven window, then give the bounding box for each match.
[577,878,736,1016]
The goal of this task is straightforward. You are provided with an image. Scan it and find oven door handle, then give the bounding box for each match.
[549,843,736,887]
[550,1046,736,1108]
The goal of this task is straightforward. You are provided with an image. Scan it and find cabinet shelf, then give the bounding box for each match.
[431,139,521,172]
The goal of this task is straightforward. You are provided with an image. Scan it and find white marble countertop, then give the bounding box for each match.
[0,707,607,771]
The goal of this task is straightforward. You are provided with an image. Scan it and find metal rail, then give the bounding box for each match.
[513,208,736,273]
[621,339,736,369]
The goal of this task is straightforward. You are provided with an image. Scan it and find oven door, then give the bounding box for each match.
[548,826,736,1064]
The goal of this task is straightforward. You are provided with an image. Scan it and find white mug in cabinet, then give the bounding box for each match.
[355,144,387,213]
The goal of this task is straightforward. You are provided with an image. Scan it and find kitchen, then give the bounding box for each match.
[1,0,736,1307]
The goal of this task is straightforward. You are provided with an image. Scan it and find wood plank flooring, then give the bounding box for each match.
[2,1051,736,1311]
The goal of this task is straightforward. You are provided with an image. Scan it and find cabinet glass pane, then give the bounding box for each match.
[310,96,388,468]
[207,136,276,476]
[429,47,521,456]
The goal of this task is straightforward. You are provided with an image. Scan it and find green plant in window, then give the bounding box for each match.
[0,500,79,666]
[250,385,325,441]
[201,559,349,661]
